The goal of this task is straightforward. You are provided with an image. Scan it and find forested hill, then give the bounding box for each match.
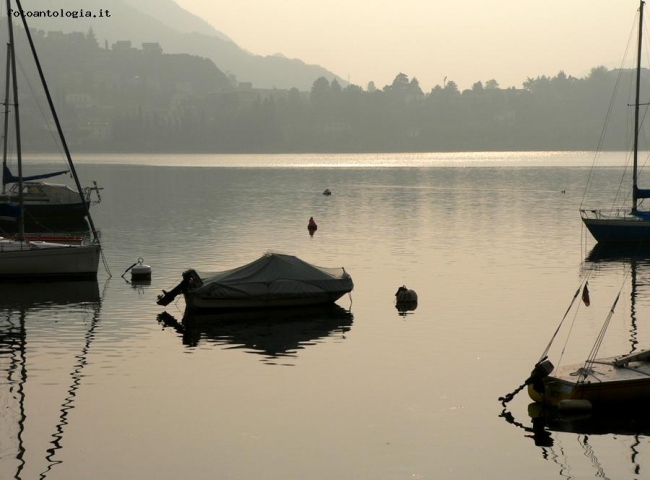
[17,0,345,91]
[0,25,644,153]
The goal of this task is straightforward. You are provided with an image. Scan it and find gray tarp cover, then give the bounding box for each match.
[193,253,353,300]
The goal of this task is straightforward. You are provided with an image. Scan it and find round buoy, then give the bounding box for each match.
[131,257,152,282]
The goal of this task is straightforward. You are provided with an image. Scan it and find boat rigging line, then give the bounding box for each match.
[498,282,588,406]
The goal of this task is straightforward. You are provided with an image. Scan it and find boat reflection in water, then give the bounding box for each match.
[157,304,353,362]
[501,240,650,432]
[0,279,100,306]
[0,280,101,479]
[527,401,650,436]
[500,241,650,479]
[500,400,650,480]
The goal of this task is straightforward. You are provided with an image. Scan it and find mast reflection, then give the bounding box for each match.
[0,280,101,479]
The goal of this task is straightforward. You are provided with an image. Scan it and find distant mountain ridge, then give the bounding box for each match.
[16,0,343,91]
[123,0,233,41]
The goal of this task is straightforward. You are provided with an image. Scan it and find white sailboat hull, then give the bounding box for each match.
[0,1,104,281]
[0,239,100,279]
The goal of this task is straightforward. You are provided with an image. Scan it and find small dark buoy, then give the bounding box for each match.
[395,285,418,315]
[323,189,332,196]
[131,257,152,282]
[395,285,418,303]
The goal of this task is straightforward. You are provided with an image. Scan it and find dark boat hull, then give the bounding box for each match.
[184,290,352,311]
[528,353,650,407]
[0,202,89,232]
[581,216,650,243]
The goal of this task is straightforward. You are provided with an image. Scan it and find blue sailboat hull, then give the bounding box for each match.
[582,215,650,243]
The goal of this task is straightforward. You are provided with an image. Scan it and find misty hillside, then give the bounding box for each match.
[17,0,344,91]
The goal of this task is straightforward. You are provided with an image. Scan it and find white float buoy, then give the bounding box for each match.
[131,257,152,281]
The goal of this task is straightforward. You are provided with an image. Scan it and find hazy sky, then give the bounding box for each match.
[174,0,641,91]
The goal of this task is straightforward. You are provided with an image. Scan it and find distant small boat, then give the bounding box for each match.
[157,252,354,311]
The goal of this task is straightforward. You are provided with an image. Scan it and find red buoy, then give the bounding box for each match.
[308,216,318,235]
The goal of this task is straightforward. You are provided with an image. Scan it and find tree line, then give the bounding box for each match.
[4,26,644,153]
[105,67,640,153]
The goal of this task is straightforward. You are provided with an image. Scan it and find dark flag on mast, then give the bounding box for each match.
[582,282,590,307]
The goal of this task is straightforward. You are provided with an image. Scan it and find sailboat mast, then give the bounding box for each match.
[2,43,11,195]
[5,0,24,239]
[13,0,100,244]
[633,0,645,212]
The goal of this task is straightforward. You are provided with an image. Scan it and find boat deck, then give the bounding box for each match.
[542,351,650,405]
[553,356,650,385]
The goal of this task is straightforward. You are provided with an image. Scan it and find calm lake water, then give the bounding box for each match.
[2,151,650,479]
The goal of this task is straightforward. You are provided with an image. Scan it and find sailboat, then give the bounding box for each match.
[0,0,100,279]
[522,245,650,408]
[580,0,650,243]
[0,9,102,233]
[0,178,102,231]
